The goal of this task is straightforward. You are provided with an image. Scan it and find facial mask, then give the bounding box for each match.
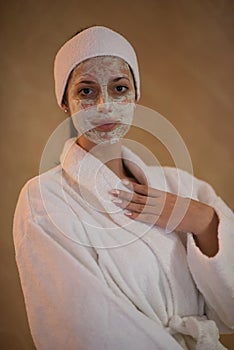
[71,102,135,144]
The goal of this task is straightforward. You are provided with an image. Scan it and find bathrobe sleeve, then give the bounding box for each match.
[172,169,234,333]
[13,180,181,350]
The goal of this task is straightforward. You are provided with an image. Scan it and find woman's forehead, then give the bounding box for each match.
[71,56,131,79]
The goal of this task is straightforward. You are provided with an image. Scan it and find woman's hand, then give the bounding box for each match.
[110,180,219,257]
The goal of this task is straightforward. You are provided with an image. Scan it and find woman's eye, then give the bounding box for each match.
[115,85,128,93]
[79,88,93,96]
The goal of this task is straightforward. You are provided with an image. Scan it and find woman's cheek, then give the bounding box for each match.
[79,100,96,110]
[70,99,95,114]
[115,91,135,104]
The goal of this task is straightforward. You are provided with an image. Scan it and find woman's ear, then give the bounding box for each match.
[61,103,69,114]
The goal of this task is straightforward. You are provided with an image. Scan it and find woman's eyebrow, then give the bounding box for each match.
[74,76,130,85]
[112,76,130,82]
[75,80,97,85]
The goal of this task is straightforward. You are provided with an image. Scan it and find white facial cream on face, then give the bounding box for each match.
[67,56,136,144]
[72,102,136,144]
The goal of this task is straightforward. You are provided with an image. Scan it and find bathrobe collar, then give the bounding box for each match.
[59,137,157,243]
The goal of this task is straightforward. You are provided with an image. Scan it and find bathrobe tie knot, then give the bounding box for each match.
[167,315,225,350]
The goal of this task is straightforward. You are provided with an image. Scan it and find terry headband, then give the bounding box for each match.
[54,26,140,108]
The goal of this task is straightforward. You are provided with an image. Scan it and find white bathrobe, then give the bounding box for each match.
[13,137,234,350]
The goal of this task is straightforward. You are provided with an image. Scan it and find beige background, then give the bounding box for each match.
[1,0,233,349]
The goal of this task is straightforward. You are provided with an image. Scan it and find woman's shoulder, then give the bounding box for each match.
[162,165,195,186]
[21,164,62,193]
[146,165,211,200]
[16,165,63,216]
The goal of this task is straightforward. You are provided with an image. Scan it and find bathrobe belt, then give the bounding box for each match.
[166,315,225,350]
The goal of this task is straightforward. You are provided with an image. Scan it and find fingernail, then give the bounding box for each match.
[110,189,120,195]
[112,198,122,204]
[124,210,132,216]
[121,179,130,185]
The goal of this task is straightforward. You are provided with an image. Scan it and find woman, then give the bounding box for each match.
[13,26,234,350]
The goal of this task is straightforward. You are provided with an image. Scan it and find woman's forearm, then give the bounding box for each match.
[192,207,219,257]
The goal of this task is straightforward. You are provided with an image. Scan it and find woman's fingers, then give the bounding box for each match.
[110,188,167,215]
[112,198,155,214]
[110,188,155,206]
[121,180,163,198]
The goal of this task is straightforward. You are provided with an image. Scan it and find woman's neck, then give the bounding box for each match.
[76,136,131,180]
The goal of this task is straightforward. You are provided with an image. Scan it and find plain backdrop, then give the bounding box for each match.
[0,0,233,349]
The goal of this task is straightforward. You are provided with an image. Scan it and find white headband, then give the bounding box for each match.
[54,26,140,108]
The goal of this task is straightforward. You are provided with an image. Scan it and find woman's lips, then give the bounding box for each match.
[94,123,118,132]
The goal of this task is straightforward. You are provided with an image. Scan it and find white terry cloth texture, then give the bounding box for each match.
[54,26,140,107]
[13,138,234,350]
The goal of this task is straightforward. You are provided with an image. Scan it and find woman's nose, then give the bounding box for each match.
[96,90,113,113]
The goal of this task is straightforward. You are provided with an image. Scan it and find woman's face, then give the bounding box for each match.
[64,56,136,144]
